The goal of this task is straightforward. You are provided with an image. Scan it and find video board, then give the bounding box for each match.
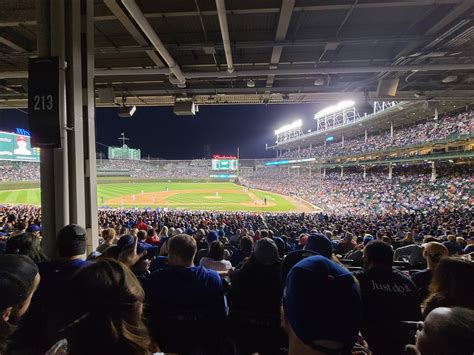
[0,131,40,162]
[211,155,238,171]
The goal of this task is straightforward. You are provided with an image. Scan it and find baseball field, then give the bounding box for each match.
[0,181,315,212]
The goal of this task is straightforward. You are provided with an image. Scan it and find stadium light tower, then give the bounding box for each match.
[314,100,358,132]
[274,119,303,144]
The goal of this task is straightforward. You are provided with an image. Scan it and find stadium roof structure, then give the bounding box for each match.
[0,0,473,108]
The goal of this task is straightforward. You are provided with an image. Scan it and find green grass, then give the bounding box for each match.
[0,181,297,212]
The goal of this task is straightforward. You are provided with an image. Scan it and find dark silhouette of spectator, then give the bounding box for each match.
[47,259,154,355]
[423,257,474,317]
[5,232,47,263]
[229,235,253,267]
[411,242,449,301]
[0,255,40,354]
[354,241,421,354]
[229,238,284,354]
[143,234,226,353]
[405,307,474,355]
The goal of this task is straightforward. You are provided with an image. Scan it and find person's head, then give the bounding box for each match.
[456,237,466,248]
[26,224,41,238]
[344,232,354,242]
[382,235,392,245]
[422,242,448,270]
[426,257,474,310]
[207,241,225,261]
[304,233,333,259]
[447,234,456,242]
[63,259,152,355]
[239,236,253,254]
[194,228,205,240]
[5,232,46,263]
[254,238,280,266]
[137,230,147,242]
[168,234,197,267]
[207,230,219,245]
[0,255,40,324]
[146,228,156,238]
[298,234,308,247]
[283,255,361,355]
[101,228,116,244]
[410,307,474,355]
[158,226,168,238]
[57,224,87,258]
[363,240,394,269]
[130,228,139,237]
[273,237,286,258]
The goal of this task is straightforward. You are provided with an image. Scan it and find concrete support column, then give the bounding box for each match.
[65,0,86,227]
[340,166,344,178]
[364,129,368,143]
[323,167,326,177]
[82,0,99,252]
[388,162,393,180]
[341,135,345,147]
[363,166,367,180]
[390,121,394,142]
[309,143,312,153]
[297,167,300,176]
[309,167,312,178]
[36,0,70,258]
[431,161,437,182]
[36,0,98,256]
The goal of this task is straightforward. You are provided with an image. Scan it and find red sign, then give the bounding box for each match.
[212,155,237,159]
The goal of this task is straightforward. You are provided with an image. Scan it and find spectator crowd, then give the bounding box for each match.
[0,188,473,354]
[280,110,472,160]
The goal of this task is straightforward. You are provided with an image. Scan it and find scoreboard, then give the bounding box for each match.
[0,130,40,162]
[211,155,238,171]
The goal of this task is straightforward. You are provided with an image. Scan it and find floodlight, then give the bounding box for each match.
[118,105,136,117]
[274,119,302,135]
[314,100,355,119]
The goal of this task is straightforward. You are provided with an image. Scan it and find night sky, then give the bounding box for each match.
[0,103,324,159]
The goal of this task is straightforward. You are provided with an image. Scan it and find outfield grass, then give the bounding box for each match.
[0,181,297,212]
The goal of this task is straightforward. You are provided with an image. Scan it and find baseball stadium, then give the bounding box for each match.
[1,1,474,355]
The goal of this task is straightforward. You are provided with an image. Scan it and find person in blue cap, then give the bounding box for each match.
[283,255,362,355]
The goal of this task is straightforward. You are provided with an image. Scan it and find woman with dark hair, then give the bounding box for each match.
[0,254,40,354]
[199,241,232,273]
[229,238,284,354]
[47,258,155,355]
[423,257,474,318]
[5,233,48,263]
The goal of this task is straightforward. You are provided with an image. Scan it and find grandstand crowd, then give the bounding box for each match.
[0,196,473,354]
[281,110,472,159]
[242,163,472,216]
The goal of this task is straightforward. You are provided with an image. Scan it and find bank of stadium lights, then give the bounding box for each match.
[274,119,303,145]
[314,100,355,120]
[313,100,358,133]
[274,119,302,135]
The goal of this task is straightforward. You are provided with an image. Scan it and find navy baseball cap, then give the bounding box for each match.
[207,230,219,244]
[304,233,333,259]
[27,224,41,233]
[117,235,147,256]
[283,255,362,352]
